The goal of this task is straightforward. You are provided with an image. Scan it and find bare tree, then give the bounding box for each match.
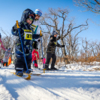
[96,42,100,54]
[0,28,16,59]
[89,41,98,56]
[41,8,88,60]
[65,32,80,62]
[82,38,91,62]
[38,33,50,58]
[74,0,100,14]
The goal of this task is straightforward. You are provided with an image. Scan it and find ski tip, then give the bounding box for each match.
[24,73,31,80]
[32,73,42,76]
[43,68,46,73]
[11,72,31,80]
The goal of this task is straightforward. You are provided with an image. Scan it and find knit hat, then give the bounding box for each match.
[52,30,58,36]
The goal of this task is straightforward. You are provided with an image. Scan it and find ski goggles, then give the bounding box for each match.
[28,17,33,21]
[29,14,35,21]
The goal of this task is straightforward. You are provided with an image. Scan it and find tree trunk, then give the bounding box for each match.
[61,39,69,64]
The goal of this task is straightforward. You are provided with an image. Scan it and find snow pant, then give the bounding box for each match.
[33,60,38,68]
[3,62,8,67]
[15,57,31,71]
[0,59,1,63]
[32,41,38,49]
[45,53,56,69]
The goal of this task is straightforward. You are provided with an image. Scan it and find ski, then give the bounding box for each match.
[24,72,42,76]
[11,72,31,80]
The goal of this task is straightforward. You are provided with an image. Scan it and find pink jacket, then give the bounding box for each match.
[0,38,6,51]
[32,49,39,61]
[42,58,46,64]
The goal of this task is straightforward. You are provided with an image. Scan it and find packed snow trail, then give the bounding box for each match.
[0,64,100,100]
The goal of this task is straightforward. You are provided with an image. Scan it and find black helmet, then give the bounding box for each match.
[0,33,1,38]
[52,30,58,36]
[21,8,35,23]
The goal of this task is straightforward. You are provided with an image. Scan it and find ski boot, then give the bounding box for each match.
[15,68,23,76]
[50,67,58,70]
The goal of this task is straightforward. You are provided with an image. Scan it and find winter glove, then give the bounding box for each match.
[38,39,40,42]
[54,42,57,45]
[57,36,60,40]
[62,45,65,47]
[13,22,21,31]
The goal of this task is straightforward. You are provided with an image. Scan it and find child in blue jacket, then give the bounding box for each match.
[12,9,41,76]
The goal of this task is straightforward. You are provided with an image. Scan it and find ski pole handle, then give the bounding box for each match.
[40,30,42,36]
[16,20,20,28]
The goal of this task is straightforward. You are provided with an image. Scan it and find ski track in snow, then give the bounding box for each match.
[0,64,100,100]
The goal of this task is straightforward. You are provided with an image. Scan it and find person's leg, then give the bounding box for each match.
[45,53,52,69]
[26,56,32,73]
[51,53,56,69]
[6,62,8,67]
[3,62,6,67]
[33,41,37,49]
[32,60,35,67]
[15,57,24,76]
[34,60,38,68]
[3,62,4,66]
[0,59,1,68]
[35,41,38,49]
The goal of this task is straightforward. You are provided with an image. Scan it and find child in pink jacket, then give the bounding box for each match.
[32,49,39,68]
[42,57,46,64]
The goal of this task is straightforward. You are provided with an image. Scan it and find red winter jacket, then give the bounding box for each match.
[32,49,39,61]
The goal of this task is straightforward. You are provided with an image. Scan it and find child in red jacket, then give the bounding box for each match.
[32,49,39,68]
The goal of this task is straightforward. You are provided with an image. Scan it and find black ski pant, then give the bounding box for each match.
[15,57,31,71]
[32,41,38,49]
[45,53,56,69]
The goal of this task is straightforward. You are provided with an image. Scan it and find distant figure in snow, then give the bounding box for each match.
[44,30,65,70]
[3,48,11,67]
[32,48,39,68]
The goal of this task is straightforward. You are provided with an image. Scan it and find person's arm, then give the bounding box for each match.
[12,22,22,36]
[50,36,65,47]
[57,36,61,40]
[32,34,42,39]
[56,42,65,47]
[49,36,54,42]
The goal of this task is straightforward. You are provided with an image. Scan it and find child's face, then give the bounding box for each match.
[35,14,40,20]
[26,18,33,25]
[54,34,57,37]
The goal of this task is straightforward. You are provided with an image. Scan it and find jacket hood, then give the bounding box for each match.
[21,8,35,24]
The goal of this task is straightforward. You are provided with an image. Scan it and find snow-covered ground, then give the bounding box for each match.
[0,63,100,100]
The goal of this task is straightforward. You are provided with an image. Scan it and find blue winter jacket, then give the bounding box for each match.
[12,22,40,58]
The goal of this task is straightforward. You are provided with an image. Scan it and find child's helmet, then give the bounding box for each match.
[21,8,35,23]
[35,9,42,17]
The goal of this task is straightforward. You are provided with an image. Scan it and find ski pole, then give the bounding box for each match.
[40,30,45,69]
[16,21,29,73]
